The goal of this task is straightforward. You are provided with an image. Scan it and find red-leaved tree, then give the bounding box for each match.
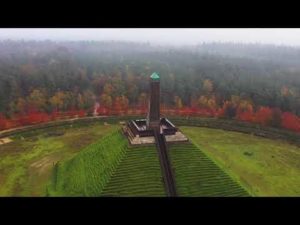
[281,112,300,133]
[0,113,7,130]
[253,106,273,126]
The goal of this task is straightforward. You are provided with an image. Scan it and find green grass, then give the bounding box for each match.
[181,126,300,196]
[169,142,249,196]
[0,123,118,196]
[2,118,299,197]
[47,131,127,196]
[101,146,166,197]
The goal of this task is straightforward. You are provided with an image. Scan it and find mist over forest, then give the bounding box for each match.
[0,40,300,132]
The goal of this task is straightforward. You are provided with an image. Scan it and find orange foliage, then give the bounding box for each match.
[281,112,300,132]
[253,106,273,126]
[0,113,8,130]
[236,110,254,122]
[16,112,50,126]
[236,102,254,122]
[1,100,300,135]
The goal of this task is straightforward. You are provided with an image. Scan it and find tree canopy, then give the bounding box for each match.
[0,40,299,132]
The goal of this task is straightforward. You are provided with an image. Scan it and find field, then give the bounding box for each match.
[181,126,300,196]
[0,123,118,196]
[169,142,249,196]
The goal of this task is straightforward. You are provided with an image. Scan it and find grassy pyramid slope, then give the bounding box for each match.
[47,128,249,197]
[169,142,250,196]
[101,146,166,196]
[47,131,127,196]
[47,130,165,197]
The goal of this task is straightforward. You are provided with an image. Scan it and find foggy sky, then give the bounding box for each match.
[0,28,300,47]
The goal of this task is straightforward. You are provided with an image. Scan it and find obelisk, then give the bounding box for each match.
[147,72,160,129]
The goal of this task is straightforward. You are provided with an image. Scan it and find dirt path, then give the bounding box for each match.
[0,137,12,145]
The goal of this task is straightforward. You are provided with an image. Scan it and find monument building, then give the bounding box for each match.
[124,72,188,145]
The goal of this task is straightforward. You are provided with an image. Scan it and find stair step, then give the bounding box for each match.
[154,130,177,197]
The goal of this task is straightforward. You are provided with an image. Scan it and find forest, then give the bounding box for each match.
[0,40,299,132]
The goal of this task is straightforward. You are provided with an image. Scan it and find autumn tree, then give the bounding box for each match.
[113,95,129,113]
[77,93,84,109]
[1,40,300,131]
[63,92,77,111]
[281,112,300,132]
[113,96,122,113]
[16,97,27,114]
[236,99,254,122]
[8,101,18,116]
[91,75,106,95]
[120,95,129,111]
[111,72,125,97]
[27,89,47,112]
[174,96,183,109]
[254,106,273,126]
[0,113,7,130]
[222,101,237,119]
[198,96,208,108]
[138,93,147,109]
[79,90,94,110]
[103,83,114,95]
[197,95,217,112]
[99,93,113,109]
[49,91,66,111]
[7,97,27,116]
[280,86,290,97]
[127,84,138,104]
[270,108,282,127]
[190,96,198,109]
[203,79,213,94]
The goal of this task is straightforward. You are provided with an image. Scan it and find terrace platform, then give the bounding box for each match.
[123,118,188,145]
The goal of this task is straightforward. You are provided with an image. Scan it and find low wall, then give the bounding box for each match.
[1,115,300,147]
[0,115,140,138]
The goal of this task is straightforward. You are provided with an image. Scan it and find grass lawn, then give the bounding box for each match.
[101,146,166,197]
[169,142,249,196]
[1,121,299,197]
[48,131,127,196]
[0,123,118,196]
[180,126,300,196]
